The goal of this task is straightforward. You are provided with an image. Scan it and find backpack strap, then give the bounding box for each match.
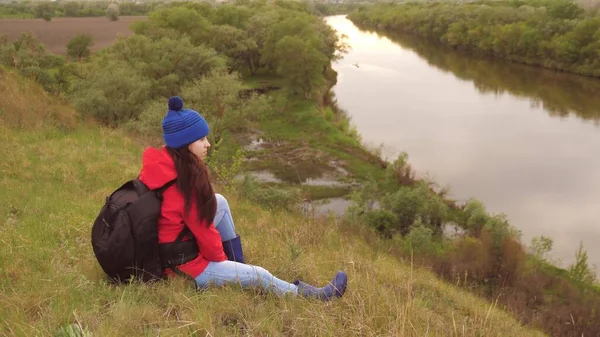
[167,226,197,284]
[154,178,198,285]
[156,179,177,194]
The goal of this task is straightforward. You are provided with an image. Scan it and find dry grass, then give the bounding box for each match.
[0,69,79,129]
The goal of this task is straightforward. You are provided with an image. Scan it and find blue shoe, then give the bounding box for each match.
[294,271,347,301]
[222,234,245,263]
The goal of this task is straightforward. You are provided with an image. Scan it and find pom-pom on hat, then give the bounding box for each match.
[162,96,210,149]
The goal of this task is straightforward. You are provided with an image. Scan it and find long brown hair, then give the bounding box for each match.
[166,146,216,227]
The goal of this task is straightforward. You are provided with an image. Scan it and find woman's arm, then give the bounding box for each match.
[183,204,227,262]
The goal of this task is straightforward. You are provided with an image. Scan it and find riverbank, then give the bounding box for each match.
[348,0,600,78]
[325,13,600,269]
[323,14,600,336]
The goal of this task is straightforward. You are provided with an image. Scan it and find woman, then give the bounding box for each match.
[138,96,347,300]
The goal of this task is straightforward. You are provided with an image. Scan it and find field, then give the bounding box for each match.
[0,16,146,55]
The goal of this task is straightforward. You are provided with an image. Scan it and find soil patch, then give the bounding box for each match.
[0,16,146,55]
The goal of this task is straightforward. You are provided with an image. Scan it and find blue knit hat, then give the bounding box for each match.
[162,96,210,148]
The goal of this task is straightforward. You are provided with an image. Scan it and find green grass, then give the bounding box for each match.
[246,88,386,186]
[0,73,545,336]
[241,72,287,89]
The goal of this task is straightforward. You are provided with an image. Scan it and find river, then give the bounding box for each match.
[325,15,600,270]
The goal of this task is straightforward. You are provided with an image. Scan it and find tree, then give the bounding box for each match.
[106,3,119,21]
[66,34,93,61]
[273,36,328,98]
[0,32,67,93]
[181,69,270,142]
[209,25,259,74]
[34,2,54,22]
[145,6,213,45]
[70,62,151,127]
[568,242,596,284]
[530,236,553,262]
[63,2,80,17]
[107,35,226,97]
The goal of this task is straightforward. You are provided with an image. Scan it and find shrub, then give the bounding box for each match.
[404,219,435,254]
[362,209,398,238]
[70,63,151,127]
[66,34,94,61]
[123,98,164,143]
[106,3,119,21]
[381,182,449,235]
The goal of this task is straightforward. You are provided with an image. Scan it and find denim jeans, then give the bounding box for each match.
[213,193,237,242]
[195,194,299,296]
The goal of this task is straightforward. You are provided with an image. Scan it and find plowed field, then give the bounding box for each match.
[0,16,146,55]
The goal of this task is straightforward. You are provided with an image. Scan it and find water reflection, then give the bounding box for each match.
[325,15,600,270]
[357,25,600,122]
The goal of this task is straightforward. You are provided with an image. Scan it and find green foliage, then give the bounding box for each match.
[66,34,93,61]
[0,33,68,94]
[105,34,225,97]
[381,183,449,235]
[209,24,260,74]
[130,1,343,99]
[208,146,246,191]
[530,235,553,262]
[34,2,54,21]
[181,69,272,143]
[122,99,165,141]
[141,6,213,45]
[385,152,415,186]
[0,1,154,19]
[405,219,435,254]
[362,209,398,238]
[273,35,328,98]
[106,4,119,21]
[349,0,600,77]
[568,242,597,283]
[70,63,151,127]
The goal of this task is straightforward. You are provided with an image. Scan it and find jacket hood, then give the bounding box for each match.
[139,147,178,190]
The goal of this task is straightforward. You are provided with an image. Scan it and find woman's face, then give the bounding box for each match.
[188,136,211,161]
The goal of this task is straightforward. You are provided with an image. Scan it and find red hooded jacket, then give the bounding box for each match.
[138,146,227,278]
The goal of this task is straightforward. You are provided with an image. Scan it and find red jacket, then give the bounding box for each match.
[138,146,227,278]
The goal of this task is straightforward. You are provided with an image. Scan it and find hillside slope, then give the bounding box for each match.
[0,70,544,336]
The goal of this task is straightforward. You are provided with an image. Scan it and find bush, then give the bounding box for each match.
[385,152,416,185]
[404,219,435,254]
[123,99,165,143]
[70,63,151,127]
[362,209,398,238]
[181,69,272,143]
[381,183,449,235]
[0,32,69,94]
[66,34,94,61]
[107,35,225,97]
[106,4,119,21]
[568,242,597,284]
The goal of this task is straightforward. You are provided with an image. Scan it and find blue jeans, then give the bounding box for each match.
[195,194,299,296]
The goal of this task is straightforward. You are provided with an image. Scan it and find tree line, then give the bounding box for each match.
[348,0,600,77]
[0,0,345,125]
[0,1,154,20]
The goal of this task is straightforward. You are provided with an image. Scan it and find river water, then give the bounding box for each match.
[325,15,600,269]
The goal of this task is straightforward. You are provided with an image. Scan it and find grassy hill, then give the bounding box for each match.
[0,70,544,336]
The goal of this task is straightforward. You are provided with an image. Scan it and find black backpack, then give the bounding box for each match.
[91,178,198,283]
